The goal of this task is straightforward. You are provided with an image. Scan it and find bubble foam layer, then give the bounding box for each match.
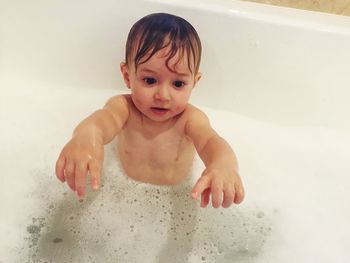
[16,144,272,263]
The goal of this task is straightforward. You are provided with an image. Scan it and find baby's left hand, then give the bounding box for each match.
[191,167,245,208]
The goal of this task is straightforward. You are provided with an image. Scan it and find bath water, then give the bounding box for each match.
[1,85,349,262]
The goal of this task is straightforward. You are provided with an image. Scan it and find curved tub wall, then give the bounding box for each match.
[2,0,350,129]
[1,0,350,262]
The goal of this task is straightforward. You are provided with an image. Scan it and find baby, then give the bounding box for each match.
[55,13,244,208]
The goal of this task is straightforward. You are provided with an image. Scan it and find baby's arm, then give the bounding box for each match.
[185,105,245,208]
[55,95,129,199]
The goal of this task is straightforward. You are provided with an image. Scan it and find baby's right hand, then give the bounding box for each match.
[55,135,104,199]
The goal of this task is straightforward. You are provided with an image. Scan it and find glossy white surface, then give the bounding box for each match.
[1,0,349,262]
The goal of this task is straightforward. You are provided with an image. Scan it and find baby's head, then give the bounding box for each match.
[124,13,202,75]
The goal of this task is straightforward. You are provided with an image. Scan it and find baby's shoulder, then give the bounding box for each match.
[106,94,130,104]
[105,94,134,111]
[103,94,131,121]
[183,104,209,120]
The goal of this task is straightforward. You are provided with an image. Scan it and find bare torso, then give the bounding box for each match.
[117,96,196,185]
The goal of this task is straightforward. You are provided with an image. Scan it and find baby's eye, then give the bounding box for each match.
[143,77,157,85]
[173,80,185,88]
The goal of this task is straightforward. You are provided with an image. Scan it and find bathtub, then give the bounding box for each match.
[1,0,350,262]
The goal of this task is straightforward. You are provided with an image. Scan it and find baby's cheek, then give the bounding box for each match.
[174,103,188,114]
[131,92,145,106]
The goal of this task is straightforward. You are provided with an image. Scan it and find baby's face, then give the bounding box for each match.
[121,47,201,122]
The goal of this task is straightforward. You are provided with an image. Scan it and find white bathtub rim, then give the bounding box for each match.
[148,0,350,36]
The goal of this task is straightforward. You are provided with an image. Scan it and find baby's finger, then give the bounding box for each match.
[234,183,245,204]
[65,159,76,191]
[75,163,87,199]
[191,175,211,199]
[88,160,101,191]
[201,188,211,208]
[211,179,223,208]
[55,155,66,183]
[222,185,235,208]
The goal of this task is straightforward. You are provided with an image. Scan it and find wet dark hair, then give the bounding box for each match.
[125,13,202,74]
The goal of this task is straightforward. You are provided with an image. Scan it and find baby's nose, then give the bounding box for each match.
[155,85,171,101]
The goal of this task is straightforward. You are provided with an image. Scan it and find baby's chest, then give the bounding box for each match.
[127,130,186,156]
[119,111,193,164]
[120,127,193,165]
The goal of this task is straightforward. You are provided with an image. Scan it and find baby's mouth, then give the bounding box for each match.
[151,107,170,115]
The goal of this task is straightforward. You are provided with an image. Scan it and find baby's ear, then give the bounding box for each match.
[120,62,131,89]
[194,72,202,86]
